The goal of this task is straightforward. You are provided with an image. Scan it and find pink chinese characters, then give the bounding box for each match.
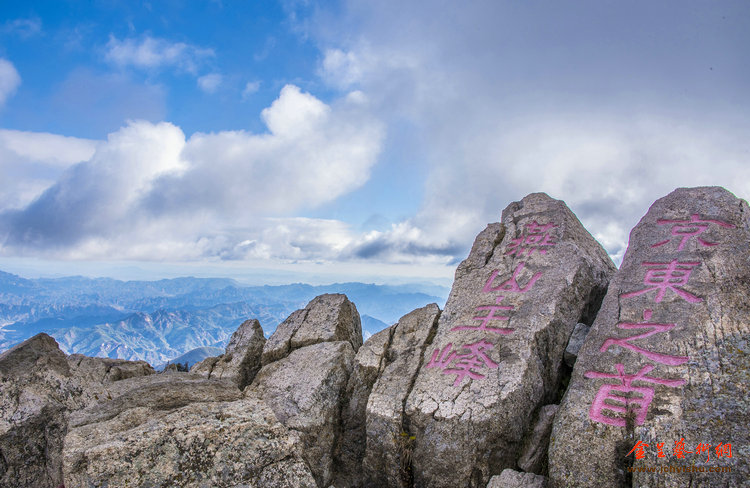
[425,341,499,386]
[585,364,686,427]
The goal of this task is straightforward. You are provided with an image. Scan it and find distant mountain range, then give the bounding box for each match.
[0,270,447,366]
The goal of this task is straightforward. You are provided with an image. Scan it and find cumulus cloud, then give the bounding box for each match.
[0,59,21,106]
[197,73,222,93]
[105,35,214,73]
[0,85,384,261]
[0,130,97,210]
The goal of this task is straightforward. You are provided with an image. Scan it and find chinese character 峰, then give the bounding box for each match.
[426,340,499,386]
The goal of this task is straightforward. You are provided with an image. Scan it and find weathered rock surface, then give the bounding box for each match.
[262,293,362,365]
[67,373,243,427]
[191,318,266,389]
[67,353,156,406]
[517,404,558,474]
[63,381,317,487]
[487,469,547,488]
[403,193,616,488]
[67,353,155,383]
[250,340,356,487]
[362,304,441,487]
[563,322,590,367]
[0,333,154,487]
[0,334,71,488]
[337,326,394,487]
[549,187,749,488]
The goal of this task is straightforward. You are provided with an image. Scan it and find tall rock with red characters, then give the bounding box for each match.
[402,193,616,488]
[549,187,749,488]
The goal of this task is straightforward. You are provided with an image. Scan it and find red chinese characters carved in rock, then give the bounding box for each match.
[482,261,542,294]
[425,340,499,386]
[652,214,735,250]
[599,309,689,366]
[584,363,686,426]
[505,221,557,257]
[621,260,702,304]
[455,261,544,335]
[451,296,514,335]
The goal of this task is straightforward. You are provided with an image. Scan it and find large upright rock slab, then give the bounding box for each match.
[262,293,362,365]
[250,293,363,487]
[191,318,266,389]
[403,193,616,488]
[549,187,749,487]
[251,341,356,487]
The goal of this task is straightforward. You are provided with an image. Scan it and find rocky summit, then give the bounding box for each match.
[0,187,746,488]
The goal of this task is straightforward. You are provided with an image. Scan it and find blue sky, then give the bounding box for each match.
[0,1,748,285]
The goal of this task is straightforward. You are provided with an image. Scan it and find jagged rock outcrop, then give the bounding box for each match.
[67,353,155,406]
[549,187,749,487]
[0,333,154,487]
[251,341,355,487]
[401,193,616,488]
[0,334,71,488]
[248,293,363,487]
[191,318,266,389]
[262,293,362,365]
[67,353,154,383]
[63,374,316,487]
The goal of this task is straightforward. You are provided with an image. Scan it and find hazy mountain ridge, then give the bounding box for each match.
[0,270,448,365]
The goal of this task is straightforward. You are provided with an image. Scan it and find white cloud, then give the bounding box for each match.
[308,0,750,265]
[0,85,384,262]
[0,130,97,210]
[0,129,97,167]
[242,80,261,99]
[2,17,42,38]
[321,48,366,89]
[197,73,222,93]
[105,35,214,73]
[0,59,21,106]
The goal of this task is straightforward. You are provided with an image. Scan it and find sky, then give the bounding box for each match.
[0,1,748,285]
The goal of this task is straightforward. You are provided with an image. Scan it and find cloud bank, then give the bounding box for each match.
[2,2,749,275]
[309,0,750,265]
[0,85,384,261]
